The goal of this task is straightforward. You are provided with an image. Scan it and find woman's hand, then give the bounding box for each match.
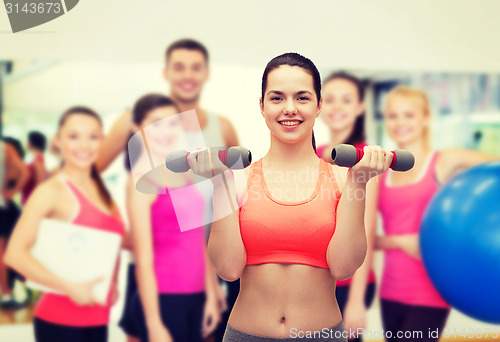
[109,283,119,306]
[148,320,173,342]
[64,277,105,306]
[397,234,421,259]
[343,300,366,341]
[374,235,386,250]
[215,281,228,312]
[375,234,421,259]
[186,147,231,181]
[348,146,393,185]
[202,295,221,338]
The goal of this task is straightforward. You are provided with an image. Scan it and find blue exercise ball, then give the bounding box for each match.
[421,161,500,324]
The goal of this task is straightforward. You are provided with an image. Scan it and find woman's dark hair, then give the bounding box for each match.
[58,106,114,211]
[3,137,25,159]
[28,131,47,152]
[125,94,179,170]
[323,71,366,146]
[261,52,321,152]
[3,137,24,190]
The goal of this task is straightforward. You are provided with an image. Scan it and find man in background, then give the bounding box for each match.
[97,38,240,342]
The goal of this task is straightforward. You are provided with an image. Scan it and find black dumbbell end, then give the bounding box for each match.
[227,146,252,169]
[392,149,415,172]
[165,150,190,173]
[331,144,358,167]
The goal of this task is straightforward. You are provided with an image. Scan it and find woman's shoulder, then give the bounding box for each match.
[239,157,262,178]
[323,159,347,191]
[23,175,67,211]
[234,158,262,205]
[434,148,476,184]
[436,148,465,163]
[236,159,256,184]
[36,175,66,195]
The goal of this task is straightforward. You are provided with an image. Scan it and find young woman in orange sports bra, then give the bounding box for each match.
[188,53,393,342]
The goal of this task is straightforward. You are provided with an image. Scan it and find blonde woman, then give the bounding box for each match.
[374,86,500,342]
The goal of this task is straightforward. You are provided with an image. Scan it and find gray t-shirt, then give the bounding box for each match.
[185,112,227,241]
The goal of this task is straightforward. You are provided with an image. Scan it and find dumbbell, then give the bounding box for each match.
[331,144,414,171]
[165,146,252,173]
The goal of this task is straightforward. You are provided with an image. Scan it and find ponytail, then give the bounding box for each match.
[124,132,134,171]
[91,163,115,211]
[312,130,317,153]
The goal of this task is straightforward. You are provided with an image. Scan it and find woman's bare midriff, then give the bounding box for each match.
[227,263,342,338]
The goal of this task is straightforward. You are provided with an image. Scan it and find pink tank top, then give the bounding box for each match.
[152,181,206,293]
[35,179,125,326]
[378,151,449,308]
[316,142,376,286]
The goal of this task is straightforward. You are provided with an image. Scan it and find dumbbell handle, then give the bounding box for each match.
[165,146,252,173]
[331,144,415,172]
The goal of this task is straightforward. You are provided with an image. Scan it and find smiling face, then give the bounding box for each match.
[56,114,103,170]
[384,94,430,145]
[164,49,209,104]
[260,65,321,146]
[321,78,364,132]
[137,105,182,160]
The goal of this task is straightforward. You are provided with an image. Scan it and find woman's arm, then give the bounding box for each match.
[204,247,218,302]
[438,148,500,184]
[120,228,134,251]
[327,170,367,281]
[202,244,221,337]
[343,177,378,303]
[127,177,170,339]
[375,234,421,259]
[327,147,392,280]
[4,182,103,305]
[340,177,380,338]
[375,235,401,250]
[207,171,247,281]
[4,183,67,291]
[186,148,247,281]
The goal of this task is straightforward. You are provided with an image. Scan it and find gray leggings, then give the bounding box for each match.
[222,321,348,342]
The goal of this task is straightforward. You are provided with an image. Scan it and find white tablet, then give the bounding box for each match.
[27,218,122,303]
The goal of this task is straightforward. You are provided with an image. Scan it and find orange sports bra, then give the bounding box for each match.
[239,158,341,269]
